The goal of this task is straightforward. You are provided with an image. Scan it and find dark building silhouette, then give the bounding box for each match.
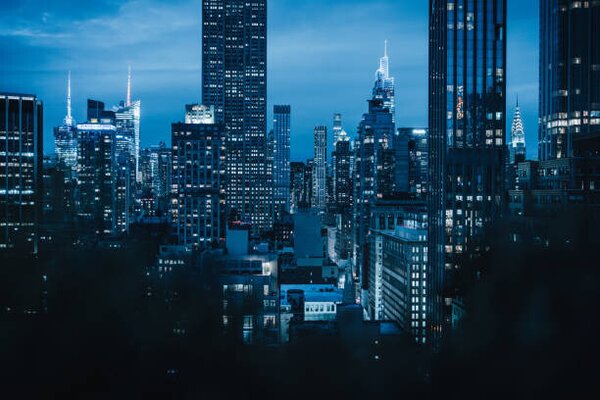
[428,0,507,344]
[0,93,43,253]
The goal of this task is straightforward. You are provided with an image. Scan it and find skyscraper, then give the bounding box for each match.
[312,126,328,213]
[54,72,78,171]
[0,93,43,253]
[539,0,600,162]
[272,105,291,221]
[428,0,507,343]
[202,0,270,236]
[114,69,141,184]
[510,98,526,164]
[332,128,353,261]
[76,120,118,235]
[354,95,395,295]
[171,106,226,250]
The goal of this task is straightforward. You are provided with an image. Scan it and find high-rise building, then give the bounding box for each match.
[171,106,226,250]
[273,105,291,221]
[202,0,270,236]
[354,97,395,294]
[373,40,395,123]
[312,126,328,213]
[76,121,118,235]
[332,129,353,261]
[428,0,507,343]
[539,0,600,162]
[0,93,43,253]
[510,98,526,164]
[54,72,78,171]
[394,128,428,196]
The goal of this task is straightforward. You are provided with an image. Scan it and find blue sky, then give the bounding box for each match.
[0,0,539,161]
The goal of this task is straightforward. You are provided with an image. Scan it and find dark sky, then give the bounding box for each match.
[0,0,539,161]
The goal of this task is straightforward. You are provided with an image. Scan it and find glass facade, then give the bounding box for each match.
[428,0,507,344]
[539,0,600,161]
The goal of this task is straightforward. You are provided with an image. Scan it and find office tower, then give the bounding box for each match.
[171,106,226,250]
[510,98,526,164]
[333,130,352,210]
[76,120,118,235]
[273,105,291,221]
[202,0,270,235]
[428,0,507,342]
[0,93,43,253]
[373,40,395,123]
[54,72,78,171]
[123,66,141,182]
[539,0,600,162]
[394,128,429,196]
[332,130,353,261]
[312,126,328,213]
[355,97,395,293]
[114,99,141,185]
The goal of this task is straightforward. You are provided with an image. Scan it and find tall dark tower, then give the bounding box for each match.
[0,93,43,254]
[539,1,600,162]
[202,0,270,236]
[428,0,507,344]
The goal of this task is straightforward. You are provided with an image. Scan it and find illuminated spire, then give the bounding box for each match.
[126,65,132,107]
[64,71,73,127]
[510,95,526,162]
[378,40,389,79]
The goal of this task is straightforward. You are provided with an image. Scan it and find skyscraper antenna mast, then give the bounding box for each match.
[127,65,132,107]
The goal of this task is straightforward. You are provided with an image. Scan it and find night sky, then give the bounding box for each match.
[0,0,539,161]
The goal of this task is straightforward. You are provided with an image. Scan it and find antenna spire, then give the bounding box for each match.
[384,39,388,58]
[127,65,132,107]
[516,93,519,108]
[65,71,73,127]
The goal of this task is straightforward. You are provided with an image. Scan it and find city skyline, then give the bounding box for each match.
[0,0,539,161]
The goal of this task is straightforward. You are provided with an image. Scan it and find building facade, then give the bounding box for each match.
[0,93,43,253]
[202,0,270,235]
[76,121,118,235]
[171,114,226,250]
[394,128,428,196]
[539,0,600,162]
[428,0,507,344]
